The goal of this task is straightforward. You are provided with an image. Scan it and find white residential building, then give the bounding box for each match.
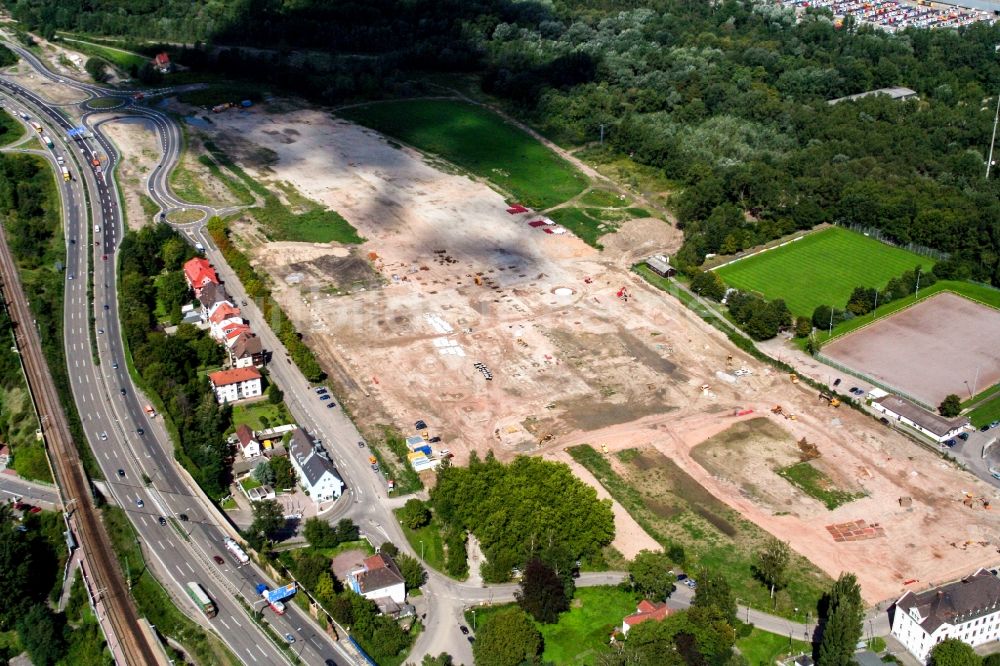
[288,428,344,503]
[348,553,406,605]
[234,424,260,459]
[208,367,263,404]
[891,569,1000,663]
[873,394,969,443]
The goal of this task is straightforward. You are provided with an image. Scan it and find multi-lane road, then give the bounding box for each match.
[0,43,353,665]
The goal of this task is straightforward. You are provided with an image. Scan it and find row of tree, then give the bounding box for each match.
[118,224,232,498]
[690,270,791,341]
[429,452,615,583]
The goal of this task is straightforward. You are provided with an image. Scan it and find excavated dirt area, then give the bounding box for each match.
[97,115,162,229]
[195,101,1000,603]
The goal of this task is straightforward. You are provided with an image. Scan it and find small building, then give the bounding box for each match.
[873,394,969,443]
[645,254,676,278]
[348,553,406,605]
[231,332,265,368]
[828,87,918,105]
[256,424,297,449]
[622,600,672,635]
[208,367,263,404]
[154,52,171,73]
[891,568,1000,663]
[288,428,344,503]
[235,424,260,459]
[246,485,275,502]
[183,257,219,297]
[208,303,244,340]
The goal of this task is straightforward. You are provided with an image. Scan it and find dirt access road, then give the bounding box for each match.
[193,101,1000,602]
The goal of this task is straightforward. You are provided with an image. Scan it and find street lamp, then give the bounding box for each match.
[420,540,424,561]
[472,609,476,631]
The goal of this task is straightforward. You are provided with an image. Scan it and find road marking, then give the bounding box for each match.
[231,616,241,627]
[219,618,230,630]
[256,646,267,658]
[157,540,164,550]
[174,564,184,577]
[186,562,194,573]
[246,649,257,663]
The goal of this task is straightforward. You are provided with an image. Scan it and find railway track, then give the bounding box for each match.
[0,224,157,665]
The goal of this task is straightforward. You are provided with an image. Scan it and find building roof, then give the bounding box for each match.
[209,367,262,386]
[645,255,672,274]
[356,553,404,594]
[235,424,256,447]
[896,569,1000,633]
[209,303,242,324]
[224,325,252,345]
[623,600,671,628]
[876,394,969,437]
[155,52,170,65]
[288,428,344,488]
[828,87,918,105]
[232,333,263,359]
[198,282,230,309]
[183,257,218,287]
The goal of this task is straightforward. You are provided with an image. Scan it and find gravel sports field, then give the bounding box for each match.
[822,291,1000,406]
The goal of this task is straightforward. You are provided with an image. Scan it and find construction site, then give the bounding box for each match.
[185,100,1000,604]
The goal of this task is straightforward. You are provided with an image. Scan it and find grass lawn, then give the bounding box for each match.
[231,399,291,432]
[548,207,610,249]
[540,586,637,664]
[580,188,627,207]
[465,587,639,664]
[339,99,587,209]
[568,444,829,618]
[716,227,933,317]
[60,38,148,71]
[0,109,26,147]
[166,209,203,224]
[737,628,811,666]
[88,97,122,109]
[177,84,262,108]
[395,509,449,577]
[240,476,262,491]
[968,395,1000,428]
[777,462,865,510]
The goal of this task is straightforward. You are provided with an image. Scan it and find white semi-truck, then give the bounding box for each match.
[223,537,249,566]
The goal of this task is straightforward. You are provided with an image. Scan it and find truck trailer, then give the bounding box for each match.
[61,166,70,182]
[42,135,53,148]
[255,583,296,615]
[223,537,250,566]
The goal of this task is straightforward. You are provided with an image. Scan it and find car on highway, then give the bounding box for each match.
[120,388,126,396]
[284,634,295,644]
[69,237,74,244]
[358,441,366,448]
[100,431,108,441]
[136,428,144,436]
[102,255,107,261]
[158,516,166,526]
[135,498,144,508]
[319,395,331,401]
[68,274,74,280]
[112,362,118,369]
[117,469,125,478]
[459,625,469,635]
[97,328,104,334]
[213,555,224,565]
[178,514,188,521]
[103,304,109,310]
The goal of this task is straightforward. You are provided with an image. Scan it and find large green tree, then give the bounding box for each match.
[247,499,285,546]
[817,573,864,666]
[399,499,431,530]
[473,607,542,666]
[16,605,65,666]
[930,639,981,666]
[755,538,790,599]
[628,550,676,601]
[692,568,736,623]
[627,606,736,666]
[939,394,962,418]
[303,517,339,548]
[516,558,569,624]
[394,552,427,591]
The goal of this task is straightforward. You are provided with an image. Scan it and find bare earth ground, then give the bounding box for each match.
[193,101,1000,603]
[0,57,89,106]
[97,115,162,228]
[823,292,1000,406]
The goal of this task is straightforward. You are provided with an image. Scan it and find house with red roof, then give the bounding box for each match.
[208,367,262,404]
[154,52,171,73]
[183,257,219,297]
[622,600,671,635]
[234,424,260,458]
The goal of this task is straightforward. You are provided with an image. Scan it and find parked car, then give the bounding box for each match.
[415,420,428,430]
[945,439,957,448]
[991,421,1000,430]
[326,402,335,408]
[849,387,865,396]
[459,625,469,635]
[685,579,698,589]
[315,387,327,394]
[959,432,970,441]
[833,378,841,387]
[319,395,331,401]
[358,441,366,448]
[879,417,890,425]
[213,555,224,565]
[675,572,688,581]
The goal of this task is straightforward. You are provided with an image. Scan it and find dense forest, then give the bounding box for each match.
[8,0,1000,283]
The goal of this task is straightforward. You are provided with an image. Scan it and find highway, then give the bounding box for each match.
[0,42,352,665]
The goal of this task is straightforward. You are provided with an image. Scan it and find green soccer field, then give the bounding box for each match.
[339,99,587,210]
[715,227,933,316]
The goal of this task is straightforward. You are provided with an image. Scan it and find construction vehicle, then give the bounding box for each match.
[369,455,378,471]
[771,405,797,420]
[963,493,991,510]
[726,355,734,368]
[601,444,609,454]
[789,374,799,384]
[819,392,841,408]
[474,275,483,286]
